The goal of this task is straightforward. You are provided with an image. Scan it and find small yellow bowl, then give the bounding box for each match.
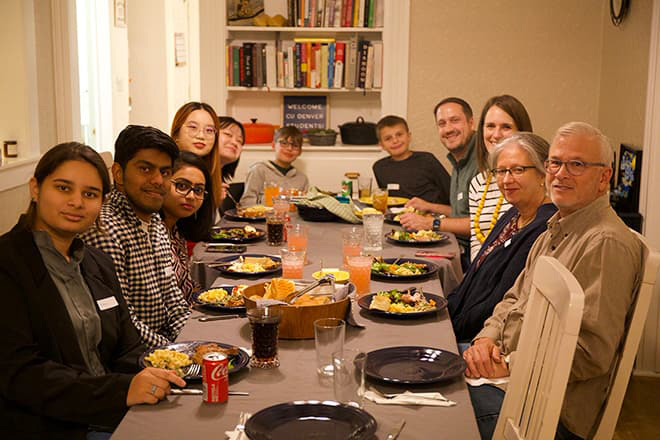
[312,269,350,283]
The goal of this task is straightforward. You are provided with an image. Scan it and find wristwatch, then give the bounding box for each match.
[432,214,446,231]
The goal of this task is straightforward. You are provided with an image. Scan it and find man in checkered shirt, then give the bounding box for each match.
[81,125,191,347]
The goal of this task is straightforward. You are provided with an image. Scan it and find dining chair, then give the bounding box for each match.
[493,256,585,440]
[590,231,658,439]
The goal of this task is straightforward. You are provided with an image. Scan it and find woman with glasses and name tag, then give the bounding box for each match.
[161,152,214,304]
[448,133,557,344]
[0,143,185,439]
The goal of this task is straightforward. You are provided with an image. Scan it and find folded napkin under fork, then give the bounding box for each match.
[363,388,456,406]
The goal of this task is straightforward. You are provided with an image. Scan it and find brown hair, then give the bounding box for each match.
[274,126,303,146]
[476,95,533,173]
[433,97,473,121]
[218,116,245,183]
[375,115,409,140]
[171,102,223,209]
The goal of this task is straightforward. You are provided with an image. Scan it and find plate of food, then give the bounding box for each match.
[358,196,409,207]
[223,205,272,222]
[140,341,249,380]
[210,254,282,277]
[384,208,430,225]
[371,257,438,281]
[365,346,466,385]
[192,285,248,311]
[357,288,447,318]
[385,229,449,246]
[210,225,266,243]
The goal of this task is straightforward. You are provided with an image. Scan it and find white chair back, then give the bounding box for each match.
[494,256,585,440]
[591,231,657,439]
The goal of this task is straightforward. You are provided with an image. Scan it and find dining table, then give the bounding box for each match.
[112,214,479,439]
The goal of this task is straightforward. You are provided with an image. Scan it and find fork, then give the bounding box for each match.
[184,363,201,376]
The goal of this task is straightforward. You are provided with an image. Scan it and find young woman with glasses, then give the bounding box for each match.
[161,152,214,303]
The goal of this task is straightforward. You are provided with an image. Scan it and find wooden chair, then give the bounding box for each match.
[591,232,658,439]
[493,256,585,440]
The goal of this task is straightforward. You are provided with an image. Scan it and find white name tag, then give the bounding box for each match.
[457,192,464,201]
[504,239,512,248]
[164,266,174,277]
[97,296,119,311]
[387,183,400,190]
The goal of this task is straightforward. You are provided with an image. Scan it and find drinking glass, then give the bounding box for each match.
[371,187,389,213]
[247,307,282,369]
[287,223,309,254]
[314,318,345,376]
[362,212,384,252]
[346,255,373,296]
[280,249,305,279]
[266,211,286,246]
[357,176,372,199]
[263,181,281,207]
[272,195,290,216]
[333,349,367,408]
[342,227,362,267]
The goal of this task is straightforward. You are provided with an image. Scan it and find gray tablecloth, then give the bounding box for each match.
[112,217,478,439]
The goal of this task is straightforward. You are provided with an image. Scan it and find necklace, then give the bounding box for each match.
[474,173,505,244]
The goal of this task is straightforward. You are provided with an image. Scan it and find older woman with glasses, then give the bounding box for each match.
[448,132,557,343]
[161,152,214,303]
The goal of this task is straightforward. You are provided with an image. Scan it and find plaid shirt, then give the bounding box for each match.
[80,189,191,347]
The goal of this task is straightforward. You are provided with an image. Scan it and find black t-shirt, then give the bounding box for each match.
[372,151,451,204]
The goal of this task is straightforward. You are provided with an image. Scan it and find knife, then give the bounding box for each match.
[198,314,242,322]
[386,419,406,440]
[171,389,249,396]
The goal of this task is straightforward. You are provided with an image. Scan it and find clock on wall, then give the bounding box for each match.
[610,0,630,26]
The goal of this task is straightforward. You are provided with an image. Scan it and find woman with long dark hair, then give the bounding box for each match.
[0,142,184,439]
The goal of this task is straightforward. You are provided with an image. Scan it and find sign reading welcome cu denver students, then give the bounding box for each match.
[282,95,327,132]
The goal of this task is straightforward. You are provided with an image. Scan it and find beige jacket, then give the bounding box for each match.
[475,194,643,438]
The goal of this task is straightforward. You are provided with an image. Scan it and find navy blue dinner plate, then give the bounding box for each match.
[223,208,266,223]
[365,346,466,385]
[370,258,438,282]
[245,401,377,440]
[357,292,447,318]
[191,285,246,312]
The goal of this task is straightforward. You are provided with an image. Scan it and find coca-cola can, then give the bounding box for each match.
[202,352,228,403]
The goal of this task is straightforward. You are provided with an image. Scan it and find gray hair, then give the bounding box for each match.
[489,132,550,175]
[552,121,613,163]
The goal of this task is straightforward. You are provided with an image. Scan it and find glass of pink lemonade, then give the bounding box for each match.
[346,255,373,296]
[280,249,305,279]
[342,227,362,267]
[287,223,308,253]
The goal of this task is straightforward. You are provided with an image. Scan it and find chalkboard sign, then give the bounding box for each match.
[282,95,327,132]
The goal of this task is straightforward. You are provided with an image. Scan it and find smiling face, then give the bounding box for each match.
[219,124,244,165]
[546,133,612,217]
[378,123,412,161]
[435,102,475,159]
[113,148,173,221]
[29,160,104,239]
[483,105,517,152]
[494,144,545,210]
[162,165,206,222]
[273,136,302,167]
[175,109,217,157]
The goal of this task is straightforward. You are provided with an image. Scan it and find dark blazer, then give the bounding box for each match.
[0,219,145,439]
[448,203,557,342]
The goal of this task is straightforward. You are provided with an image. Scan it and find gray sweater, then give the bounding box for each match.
[240,160,309,206]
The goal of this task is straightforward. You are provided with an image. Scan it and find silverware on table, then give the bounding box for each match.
[386,419,406,440]
[184,363,201,376]
[170,389,249,396]
[198,314,242,322]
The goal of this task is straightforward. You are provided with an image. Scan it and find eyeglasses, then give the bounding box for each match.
[544,159,607,176]
[492,166,537,178]
[184,123,217,139]
[171,180,207,200]
[278,140,301,151]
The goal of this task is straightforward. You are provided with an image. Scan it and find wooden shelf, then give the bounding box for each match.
[227,26,383,33]
[227,86,381,93]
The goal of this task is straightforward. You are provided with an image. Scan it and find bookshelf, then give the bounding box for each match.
[199,0,410,189]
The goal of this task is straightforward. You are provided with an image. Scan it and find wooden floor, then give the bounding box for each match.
[613,376,660,440]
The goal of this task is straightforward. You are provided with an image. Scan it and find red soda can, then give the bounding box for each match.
[202,352,228,403]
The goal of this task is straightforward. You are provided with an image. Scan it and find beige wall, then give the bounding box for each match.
[407,0,651,172]
[0,185,29,233]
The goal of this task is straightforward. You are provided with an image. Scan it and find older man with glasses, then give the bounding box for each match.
[462,122,643,440]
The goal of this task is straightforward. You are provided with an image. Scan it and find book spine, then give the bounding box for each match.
[226,45,231,86]
[321,44,329,88]
[372,40,382,88]
[334,0,341,27]
[345,35,357,88]
[254,43,263,88]
[327,42,335,88]
[305,42,312,87]
[239,47,245,86]
[367,0,374,27]
[276,48,284,87]
[334,42,345,88]
[357,40,368,89]
[295,43,303,88]
[365,43,374,89]
[266,44,276,88]
[358,0,365,28]
[314,43,322,87]
[352,0,358,27]
[287,45,295,88]
[232,46,240,86]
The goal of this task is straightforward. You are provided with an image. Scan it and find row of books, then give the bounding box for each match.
[226,37,383,90]
[286,0,383,28]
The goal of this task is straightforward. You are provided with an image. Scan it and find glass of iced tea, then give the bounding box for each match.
[358,176,372,199]
[263,181,281,207]
[247,307,282,369]
[371,187,388,213]
[346,255,373,296]
[342,227,362,267]
[280,249,305,279]
[266,211,286,246]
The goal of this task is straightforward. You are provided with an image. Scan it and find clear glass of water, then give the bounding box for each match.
[362,212,384,252]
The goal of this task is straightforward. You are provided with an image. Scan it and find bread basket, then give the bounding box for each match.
[242,282,351,339]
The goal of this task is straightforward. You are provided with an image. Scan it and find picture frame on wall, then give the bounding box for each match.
[611,144,642,213]
[281,95,328,133]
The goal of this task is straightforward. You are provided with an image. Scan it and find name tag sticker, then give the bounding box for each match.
[387,183,400,190]
[457,192,464,201]
[164,266,174,277]
[97,296,119,311]
[504,239,512,248]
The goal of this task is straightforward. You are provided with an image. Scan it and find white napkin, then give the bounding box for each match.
[224,412,251,440]
[363,389,456,407]
[464,377,509,386]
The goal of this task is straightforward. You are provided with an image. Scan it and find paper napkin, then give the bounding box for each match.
[363,389,456,406]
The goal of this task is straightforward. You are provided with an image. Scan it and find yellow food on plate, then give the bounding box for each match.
[238,205,272,218]
[312,269,350,283]
[198,288,229,303]
[369,295,391,312]
[359,197,409,206]
[144,349,192,376]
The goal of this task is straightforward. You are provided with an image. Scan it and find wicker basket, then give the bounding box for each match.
[307,132,338,146]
